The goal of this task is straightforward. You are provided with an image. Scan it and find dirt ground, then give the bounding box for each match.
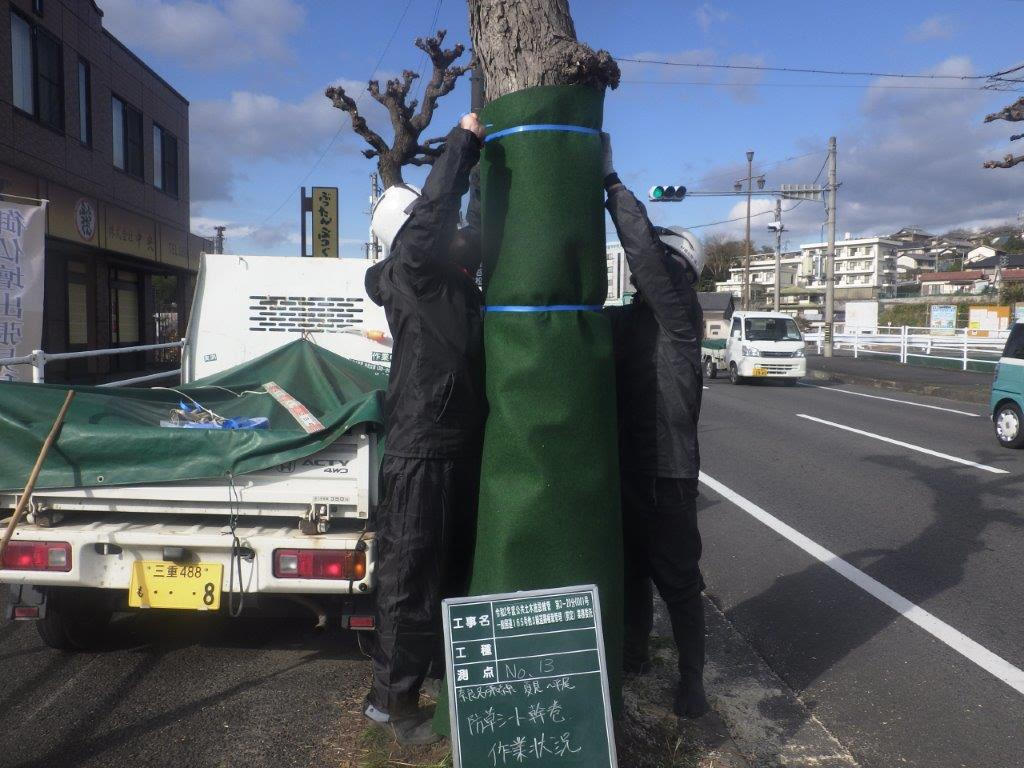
[338,636,746,768]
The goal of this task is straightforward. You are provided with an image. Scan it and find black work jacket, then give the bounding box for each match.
[604,180,704,479]
[365,128,486,459]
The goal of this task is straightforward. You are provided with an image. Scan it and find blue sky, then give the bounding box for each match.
[100,0,1024,257]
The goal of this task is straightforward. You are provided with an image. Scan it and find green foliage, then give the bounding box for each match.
[1004,235,1024,254]
[1001,281,1024,305]
[879,304,928,327]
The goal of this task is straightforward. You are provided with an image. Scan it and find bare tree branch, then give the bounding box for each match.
[324,29,470,187]
[411,30,472,133]
[985,97,1024,123]
[325,84,388,157]
[984,153,1024,169]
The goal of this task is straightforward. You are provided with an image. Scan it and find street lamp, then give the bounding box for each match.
[737,151,760,311]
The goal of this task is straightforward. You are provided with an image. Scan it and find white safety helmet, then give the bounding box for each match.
[370,184,422,254]
[655,226,705,282]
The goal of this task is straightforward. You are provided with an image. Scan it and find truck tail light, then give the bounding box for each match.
[347,615,375,630]
[1,541,71,572]
[273,549,366,580]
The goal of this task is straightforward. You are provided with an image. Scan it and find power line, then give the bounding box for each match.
[259,0,417,227]
[690,150,824,185]
[413,0,445,102]
[616,55,1015,81]
[620,79,1024,93]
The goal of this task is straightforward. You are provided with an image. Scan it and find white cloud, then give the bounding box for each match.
[701,57,1021,245]
[189,78,391,203]
[100,0,305,68]
[694,3,730,34]
[907,16,954,42]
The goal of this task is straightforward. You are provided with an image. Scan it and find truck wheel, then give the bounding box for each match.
[36,588,113,651]
[994,402,1024,449]
[704,359,717,379]
[729,363,744,385]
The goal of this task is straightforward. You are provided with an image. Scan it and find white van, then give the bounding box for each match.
[708,311,806,384]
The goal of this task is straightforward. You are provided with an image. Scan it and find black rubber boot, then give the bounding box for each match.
[391,714,444,746]
[673,677,710,719]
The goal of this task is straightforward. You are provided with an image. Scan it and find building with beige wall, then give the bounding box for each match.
[1,0,210,381]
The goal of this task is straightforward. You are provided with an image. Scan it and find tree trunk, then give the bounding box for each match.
[468,0,619,100]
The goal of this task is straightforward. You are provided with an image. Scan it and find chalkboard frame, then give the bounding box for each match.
[442,584,618,768]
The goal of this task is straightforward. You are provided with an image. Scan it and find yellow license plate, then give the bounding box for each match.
[129,561,223,610]
[752,367,768,376]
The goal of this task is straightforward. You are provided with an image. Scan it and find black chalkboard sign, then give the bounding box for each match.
[443,585,617,768]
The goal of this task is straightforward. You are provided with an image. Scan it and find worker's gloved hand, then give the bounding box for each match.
[601,132,615,179]
[460,112,485,142]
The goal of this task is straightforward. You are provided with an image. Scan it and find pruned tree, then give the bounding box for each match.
[983,95,1023,170]
[325,30,472,187]
[468,0,619,100]
[702,234,745,282]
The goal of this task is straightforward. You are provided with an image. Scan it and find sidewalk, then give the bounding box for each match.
[806,353,992,405]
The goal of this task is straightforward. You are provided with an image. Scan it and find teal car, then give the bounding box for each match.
[991,322,1024,448]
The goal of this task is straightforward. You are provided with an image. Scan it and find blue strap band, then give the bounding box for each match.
[484,124,600,143]
[485,304,603,313]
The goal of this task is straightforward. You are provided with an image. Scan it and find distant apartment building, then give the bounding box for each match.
[1,0,211,381]
[605,241,630,305]
[715,251,804,304]
[800,237,900,300]
[714,236,900,315]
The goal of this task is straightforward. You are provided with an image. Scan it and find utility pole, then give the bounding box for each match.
[368,172,382,260]
[735,152,765,311]
[772,198,783,312]
[213,226,225,254]
[824,136,838,357]
[744,151,753,311]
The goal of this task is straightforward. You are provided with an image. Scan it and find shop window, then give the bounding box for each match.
[67,261,88,347]
[109,268,140,345]
[152,124,178,196]
[10,10,63,130]
[112,96,143,178]
[77,58,91,146]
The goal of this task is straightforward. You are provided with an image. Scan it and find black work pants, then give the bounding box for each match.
[369,454,479,718]
[621,471,705,685]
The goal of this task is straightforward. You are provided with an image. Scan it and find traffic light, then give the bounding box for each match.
[648,185,687,202]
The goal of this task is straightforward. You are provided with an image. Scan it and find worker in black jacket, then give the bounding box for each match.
[601,133,710,719]
[362,114,486,745]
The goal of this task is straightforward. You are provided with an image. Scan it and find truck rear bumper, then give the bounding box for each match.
[0,518,375,596]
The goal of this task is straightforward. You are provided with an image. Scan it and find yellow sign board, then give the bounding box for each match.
[129,561,223,610]
[311,186,339,258]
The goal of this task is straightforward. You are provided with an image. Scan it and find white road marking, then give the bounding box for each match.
[699,471,1024,697]
[796,413,1009,474]
[797,382,981,417]
[703,386,710,390]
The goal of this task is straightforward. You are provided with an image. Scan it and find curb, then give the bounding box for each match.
[807,368,990,406]
[621,598,859,767]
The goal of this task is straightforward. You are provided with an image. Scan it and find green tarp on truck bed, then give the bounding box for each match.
[0,339,386,492]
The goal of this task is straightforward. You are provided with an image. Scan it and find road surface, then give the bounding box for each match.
[698,375,1023,768]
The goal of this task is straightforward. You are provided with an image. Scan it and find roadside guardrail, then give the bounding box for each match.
[803,325,1005,371]
[1,340,185,386]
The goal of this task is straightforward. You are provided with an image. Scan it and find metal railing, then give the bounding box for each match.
[2,340,185,386]
[803,325,1005,370]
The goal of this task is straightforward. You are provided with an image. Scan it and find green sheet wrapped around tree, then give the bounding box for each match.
[471,84,623,701]
[0,340,385,491]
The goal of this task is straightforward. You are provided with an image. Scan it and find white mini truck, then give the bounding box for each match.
[702,311,806,385]
[2,254,393,649]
